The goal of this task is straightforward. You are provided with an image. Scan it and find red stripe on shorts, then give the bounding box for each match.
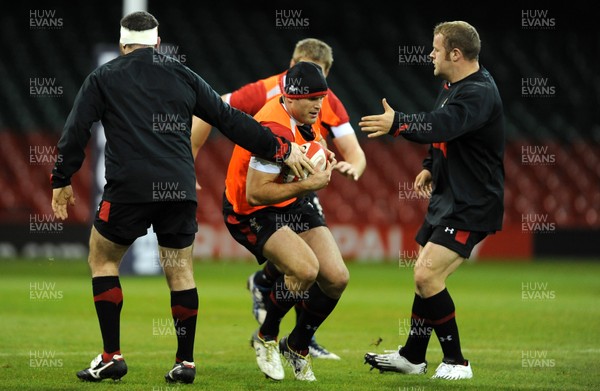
[455,230,470,245]
[99,201,111,222]
[241,225,257,245]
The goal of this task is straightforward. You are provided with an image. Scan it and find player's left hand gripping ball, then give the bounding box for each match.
[283,141,327,183]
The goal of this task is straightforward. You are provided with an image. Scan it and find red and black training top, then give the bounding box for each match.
[51,47,290,203]
[391,67,505,233]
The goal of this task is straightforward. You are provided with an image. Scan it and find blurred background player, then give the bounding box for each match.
[360,21,504,380]
[50,11,311,385]
[222,62,349,381]
[191,38,366,360]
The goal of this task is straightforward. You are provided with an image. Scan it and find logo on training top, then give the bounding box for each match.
[275,9,309,29]
[444,227,454,234]
[521,10,556,30]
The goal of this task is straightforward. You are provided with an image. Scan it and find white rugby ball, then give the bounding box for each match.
[282,141,327,183]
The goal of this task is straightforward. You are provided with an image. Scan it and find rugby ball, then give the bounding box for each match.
[282,141,327,183]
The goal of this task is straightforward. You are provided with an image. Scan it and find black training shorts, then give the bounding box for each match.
[93,199,198,249]
[223,193,326,264]
[415,220,488,259]
[306,191,326,224]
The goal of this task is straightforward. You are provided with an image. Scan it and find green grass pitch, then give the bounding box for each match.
[1,257,599,390]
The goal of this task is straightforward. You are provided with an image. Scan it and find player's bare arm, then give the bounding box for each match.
[246,159,333,206]
[190,115,213,160]
[191,93,230,160]
[359,98,396,138]
[51,185,75,221]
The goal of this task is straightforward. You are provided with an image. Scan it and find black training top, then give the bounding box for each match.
[51,47,290,203]
[391,66,505,232]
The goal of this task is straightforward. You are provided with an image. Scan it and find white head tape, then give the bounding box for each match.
[119,26,158,45]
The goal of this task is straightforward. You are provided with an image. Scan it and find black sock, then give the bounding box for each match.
[259,275,300,339]
[92,276,123,363]
[288,284,339,354]
[428,288,465,364]
[171,288,198,363]
[293,303,308,343]
[254,261,282,290]
[400,293,433,364]
[294,302,302,324]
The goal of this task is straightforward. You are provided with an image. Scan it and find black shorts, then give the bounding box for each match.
[93,200,198,249]
[415,221,488,259]
[306,191,326,224]
[223,193,326,264]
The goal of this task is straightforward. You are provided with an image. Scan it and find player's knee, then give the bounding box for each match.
[293,263,319,286]
[413,266,436,291]
[317,265,349,298]
[330,267,350,293]
[288,249,320,284]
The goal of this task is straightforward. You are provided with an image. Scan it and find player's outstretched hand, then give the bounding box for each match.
[359,98,395,138]
[334,161,359,181]
[414,169,433,198]
[52,185,76,220]
[284,142,315,179]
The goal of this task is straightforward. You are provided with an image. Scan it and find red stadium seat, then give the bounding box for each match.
[1,135,598,230]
